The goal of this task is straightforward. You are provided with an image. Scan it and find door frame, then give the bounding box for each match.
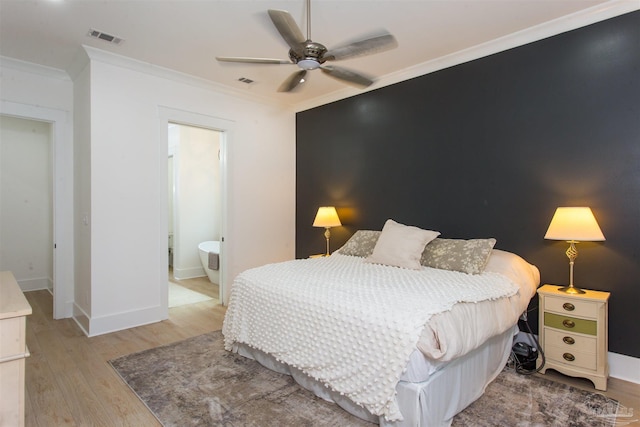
[158,106,233,311]
[1,100,74,319]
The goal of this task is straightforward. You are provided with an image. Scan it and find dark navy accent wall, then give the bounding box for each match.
[296,11,640,357]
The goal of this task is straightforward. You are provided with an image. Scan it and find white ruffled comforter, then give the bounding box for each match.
[222,254,520,421]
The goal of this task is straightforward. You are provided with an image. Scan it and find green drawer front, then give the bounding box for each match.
[544,312,597,336]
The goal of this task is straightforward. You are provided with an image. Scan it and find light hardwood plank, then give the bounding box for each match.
[23,289,638,426]
[24,290,224,427]
[25,352,77,426]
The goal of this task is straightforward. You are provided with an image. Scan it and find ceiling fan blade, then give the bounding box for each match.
[268,9,306,52]
[216,56,291,64]
[278,70,307,92]
[320,65,374,88]
[324,33,398,61]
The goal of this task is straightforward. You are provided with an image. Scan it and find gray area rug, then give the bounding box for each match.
[109,331,618,426]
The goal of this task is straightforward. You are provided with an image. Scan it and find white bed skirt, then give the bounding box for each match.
[232,324,516,427]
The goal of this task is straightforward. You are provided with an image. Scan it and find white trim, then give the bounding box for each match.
[72,303,90,336]
[294,0,640,112]
[82,45,283,109]
[0,56,70,81]
[158,106,234,311]
[4,2,636,114]
[84,305,164,337]
[0,100,74,319]
[608,352,640,384]
[17,277,50,292]
[172,267,207,281]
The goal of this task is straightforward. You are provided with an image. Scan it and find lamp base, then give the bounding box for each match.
[558,285,586,294]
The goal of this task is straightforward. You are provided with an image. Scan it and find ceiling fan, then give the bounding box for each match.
[216,0,398,92]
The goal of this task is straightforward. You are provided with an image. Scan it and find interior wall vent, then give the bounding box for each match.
[87,28,124,45]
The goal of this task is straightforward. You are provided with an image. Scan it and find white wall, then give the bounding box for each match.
[1,49,295,336]
[0,116,52,290]
[84,47,295,335]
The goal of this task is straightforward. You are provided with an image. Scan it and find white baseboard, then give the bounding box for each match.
[514,332,639,384]
[72,303,90,336]
[608,352,640,384]
[17,277,50,291]
[173,266,206,280]
[83,305,168,337]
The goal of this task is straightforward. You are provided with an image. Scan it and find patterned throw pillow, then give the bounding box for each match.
[335,230,381,258]
[420,238,497,274]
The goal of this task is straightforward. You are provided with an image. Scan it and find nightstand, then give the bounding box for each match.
[537,284,610,390]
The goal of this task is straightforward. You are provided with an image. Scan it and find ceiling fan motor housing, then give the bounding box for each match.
[289,41,327,69]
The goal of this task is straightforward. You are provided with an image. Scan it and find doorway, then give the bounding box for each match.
[158,106,232,311]
[0,103,73,320]
[167,123,222,306]
[0,116,53,290]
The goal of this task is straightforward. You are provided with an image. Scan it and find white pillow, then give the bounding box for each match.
[366,219,440,270]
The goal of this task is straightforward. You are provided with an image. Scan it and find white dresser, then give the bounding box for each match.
[0,271,32,427]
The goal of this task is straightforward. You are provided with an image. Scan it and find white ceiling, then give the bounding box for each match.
[0,0,636,109]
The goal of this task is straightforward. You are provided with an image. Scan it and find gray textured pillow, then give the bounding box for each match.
[336,230,381,257]
[420,238,497,274]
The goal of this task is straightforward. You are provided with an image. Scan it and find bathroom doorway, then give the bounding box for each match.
[167,122,222,306]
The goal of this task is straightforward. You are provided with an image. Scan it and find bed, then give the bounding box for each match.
[222,221,540,426]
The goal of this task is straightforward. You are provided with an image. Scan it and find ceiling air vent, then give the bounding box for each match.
[87,28,124,45]
[238,77,254,84]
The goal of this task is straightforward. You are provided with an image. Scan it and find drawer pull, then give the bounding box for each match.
[563,353,575,362]
[562,302,575,311]
[562,319,575,328]
[563,336,575,345]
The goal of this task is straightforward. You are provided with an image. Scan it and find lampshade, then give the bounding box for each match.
[313,206,342,228]
[544,207,605,241]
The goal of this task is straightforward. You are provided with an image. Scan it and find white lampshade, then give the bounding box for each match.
[313,206,341,228]
[544,207,605,242]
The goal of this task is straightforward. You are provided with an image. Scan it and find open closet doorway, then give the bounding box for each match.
[0,116,53,291]
[0,102,73,320]
[167,122,223,308]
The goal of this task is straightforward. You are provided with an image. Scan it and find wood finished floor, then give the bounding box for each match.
[24,288,639,426]
[169,267,219,300]
[24,283,224,427]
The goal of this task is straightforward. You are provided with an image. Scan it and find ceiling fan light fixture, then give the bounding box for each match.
[297,59,320,70]
[215,1,397,93]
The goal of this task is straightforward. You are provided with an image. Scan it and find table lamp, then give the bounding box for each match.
[313,206,341,256]
[544,207,605,294]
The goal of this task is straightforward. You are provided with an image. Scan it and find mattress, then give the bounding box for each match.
[222,249,539,421]
[234,324,518,426]
[405,249,539,381]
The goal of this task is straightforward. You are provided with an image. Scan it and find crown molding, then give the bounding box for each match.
[0,56,71,81]
[293,0,640,112]
[2,1,636,114]
[81,45,289,110]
